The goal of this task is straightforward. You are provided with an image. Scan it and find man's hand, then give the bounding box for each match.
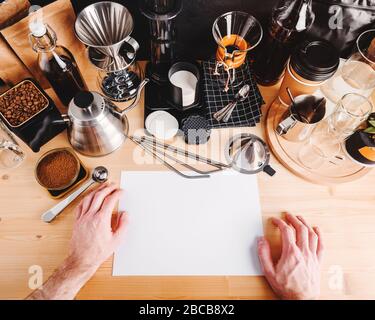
[27,183,128,300]
[258,213,324,300]
[68,182,128,272]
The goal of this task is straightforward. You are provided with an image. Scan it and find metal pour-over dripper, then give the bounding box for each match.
[75,2,144,101]
[74,1,136,72]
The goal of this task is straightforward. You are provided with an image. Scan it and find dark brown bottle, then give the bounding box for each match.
[29,23,87,106]
[254,0,315,86]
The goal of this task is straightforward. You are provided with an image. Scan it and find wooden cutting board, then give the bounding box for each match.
[265,97,372,185]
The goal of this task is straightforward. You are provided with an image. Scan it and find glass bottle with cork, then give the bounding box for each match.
[254,0,315,86]
[28,17,87,106]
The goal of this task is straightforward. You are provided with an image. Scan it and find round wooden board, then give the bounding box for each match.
[265,98,372,185]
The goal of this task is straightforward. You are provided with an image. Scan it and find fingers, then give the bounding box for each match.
[257,237,275,279]
[272,217,296,254]
[88,183,118,214]
[75,202,83,220]
[313,226,324,263]
[79,183,110,216]
[114,212,129,243]
[285,213,309,252]
[100,189,123,222]
[297,215,318,254]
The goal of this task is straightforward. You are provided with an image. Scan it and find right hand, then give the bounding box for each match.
[68,183,128,272]
[257,213,324,300]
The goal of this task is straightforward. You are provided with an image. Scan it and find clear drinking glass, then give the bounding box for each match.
[299,93,372,169]
[0,120,25,169]
[328,93,373,140]
[321,29,375,103]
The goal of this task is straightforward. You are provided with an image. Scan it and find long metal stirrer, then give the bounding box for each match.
[128,136,212,179]
[139,140,221,175]
[133,135,231,169]
[138,141,211,178]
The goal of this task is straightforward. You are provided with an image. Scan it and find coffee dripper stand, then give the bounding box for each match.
[140,0,206,131]
[74,2,145,102]
[92,43,144,102]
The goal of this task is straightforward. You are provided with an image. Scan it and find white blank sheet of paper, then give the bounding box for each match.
[113,171,264,276]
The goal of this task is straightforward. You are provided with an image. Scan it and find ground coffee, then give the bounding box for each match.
[36,150,79,190]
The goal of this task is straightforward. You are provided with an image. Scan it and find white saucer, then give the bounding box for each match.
[145,111,179,140]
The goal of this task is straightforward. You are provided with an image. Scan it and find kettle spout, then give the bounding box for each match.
[120,78,150,116]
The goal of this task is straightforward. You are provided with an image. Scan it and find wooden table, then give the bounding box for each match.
[1,66,375,300]
[0,1,375,299]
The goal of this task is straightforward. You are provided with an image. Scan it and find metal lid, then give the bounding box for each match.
[225,134,271,174]
[291,40,340,82]
[68,91,106,125]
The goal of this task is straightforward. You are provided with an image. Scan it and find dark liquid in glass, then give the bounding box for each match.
[43,55,87,106]
[254,34,292,85]
[254,0,314,86]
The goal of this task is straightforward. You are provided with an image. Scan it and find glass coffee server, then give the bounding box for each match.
[212,11,263,92]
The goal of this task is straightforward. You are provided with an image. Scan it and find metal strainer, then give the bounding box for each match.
[225,133,276,176]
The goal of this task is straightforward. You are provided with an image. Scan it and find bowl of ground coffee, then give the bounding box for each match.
[35,148,80,190]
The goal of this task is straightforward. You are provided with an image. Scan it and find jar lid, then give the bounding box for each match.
[181,115,211,145]
[291,40,340,82]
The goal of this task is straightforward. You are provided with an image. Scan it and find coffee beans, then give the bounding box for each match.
[0,80,48,127]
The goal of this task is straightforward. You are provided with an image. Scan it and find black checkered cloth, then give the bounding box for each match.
[202,59,264,128]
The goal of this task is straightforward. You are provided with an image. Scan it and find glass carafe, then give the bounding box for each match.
[212,11,263,92]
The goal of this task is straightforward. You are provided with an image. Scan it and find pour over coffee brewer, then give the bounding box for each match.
[212,11,263,92]
[74,2,146,102]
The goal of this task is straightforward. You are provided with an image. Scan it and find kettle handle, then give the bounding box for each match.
[119,78,150,117]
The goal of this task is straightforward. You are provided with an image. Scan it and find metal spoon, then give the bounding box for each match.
[214,84,250,123]
[41,166,109,223]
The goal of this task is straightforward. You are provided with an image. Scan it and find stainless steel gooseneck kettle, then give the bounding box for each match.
[61,79,149,157]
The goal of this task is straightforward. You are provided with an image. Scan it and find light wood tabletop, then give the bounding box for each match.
[1,0,375,300]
